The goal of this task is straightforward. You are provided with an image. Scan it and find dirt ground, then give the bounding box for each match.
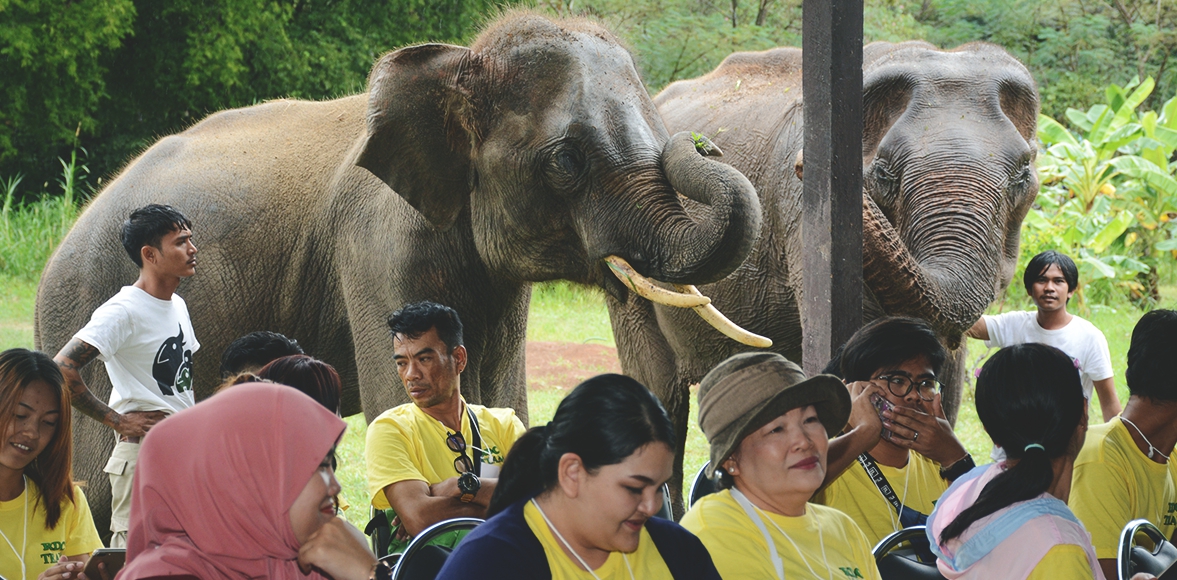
[525,341,621,391]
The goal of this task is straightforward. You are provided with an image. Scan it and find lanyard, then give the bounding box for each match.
[730,488,785,580]
[531,499,635,580]
[466,405,482,476]
[856,452,911,530]
[731,488,833,580]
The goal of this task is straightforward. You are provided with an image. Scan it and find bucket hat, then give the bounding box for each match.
[698,352,851,477]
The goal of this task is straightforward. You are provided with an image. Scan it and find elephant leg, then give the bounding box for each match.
[607,293,689,518]
[940,344,967,426]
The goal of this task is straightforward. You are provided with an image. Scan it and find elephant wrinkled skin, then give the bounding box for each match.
[609,42,1040,512]
[35,13,761,536]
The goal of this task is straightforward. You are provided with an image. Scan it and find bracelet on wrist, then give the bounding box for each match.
[940,453,975,481]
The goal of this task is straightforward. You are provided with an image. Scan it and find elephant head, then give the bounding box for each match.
[354,14,762,302]
[857,42,1039,347]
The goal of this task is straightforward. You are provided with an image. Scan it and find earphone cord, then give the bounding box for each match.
[1121,416,1167,463]
[0,476,28,580]
[531,499,636,580]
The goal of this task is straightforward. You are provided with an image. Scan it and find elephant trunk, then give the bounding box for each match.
[636,132,763,285]
[862,177,1003,347]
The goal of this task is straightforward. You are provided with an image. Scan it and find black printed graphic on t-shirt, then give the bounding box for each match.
[153,324,193,395]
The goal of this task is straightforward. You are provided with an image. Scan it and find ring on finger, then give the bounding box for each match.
[913,431,919,442]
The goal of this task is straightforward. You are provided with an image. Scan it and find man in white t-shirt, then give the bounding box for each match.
[54,204,199,547]
[966,250,1119,421]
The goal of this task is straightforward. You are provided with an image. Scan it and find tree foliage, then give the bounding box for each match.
[1,0,509,196]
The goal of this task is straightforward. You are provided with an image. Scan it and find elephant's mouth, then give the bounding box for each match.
[604,255,772,348]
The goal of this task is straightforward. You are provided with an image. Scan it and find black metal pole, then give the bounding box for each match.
[801,0,864,376]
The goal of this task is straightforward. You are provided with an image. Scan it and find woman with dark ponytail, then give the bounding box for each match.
[436,374,721,580]
[927,343,1103,579]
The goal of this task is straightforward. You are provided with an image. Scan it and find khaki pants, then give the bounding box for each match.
[105,440,140,547]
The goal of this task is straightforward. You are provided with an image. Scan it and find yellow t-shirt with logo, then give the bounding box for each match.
[523,500,674,579]
[681,489,881,580]
[365,399,526,509]
[1070,418,1177,559]
[0,484,102,579]
[813,451,947,546]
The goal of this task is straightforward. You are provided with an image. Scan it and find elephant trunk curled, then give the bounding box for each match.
[629,132,763,286]
[863,173,1009,348]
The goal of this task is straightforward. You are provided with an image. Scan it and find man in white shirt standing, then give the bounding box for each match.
[967,250,1120,421]
[54,204,199,547]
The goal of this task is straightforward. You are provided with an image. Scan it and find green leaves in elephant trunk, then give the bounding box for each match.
[633,131,763,286]
[861,194,995,349]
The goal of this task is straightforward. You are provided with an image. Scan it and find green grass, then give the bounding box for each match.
[526,281,615,346]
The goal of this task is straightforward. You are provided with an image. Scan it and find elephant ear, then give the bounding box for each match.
[356,44,477,230]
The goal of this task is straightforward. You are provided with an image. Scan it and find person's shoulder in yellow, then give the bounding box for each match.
[1025,544,1097,580]
[814,450,946,545]
[524,500,673,579]
[364,402,429,509]
[681,490,880,580]
[467,403,527,464]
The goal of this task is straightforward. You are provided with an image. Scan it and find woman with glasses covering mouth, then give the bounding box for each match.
[812,317,973,546]
[680,352,879,580]
[436,374,721,580]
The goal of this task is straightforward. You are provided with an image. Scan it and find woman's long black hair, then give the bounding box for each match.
[487,374,676,516]
[940,343,1085,543]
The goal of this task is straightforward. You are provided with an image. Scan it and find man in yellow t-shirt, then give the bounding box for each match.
[365,302,525,547]
[813,449,945,545]
[1069,309,1177,580]
[683,489,880,580]
[815,317,973,546]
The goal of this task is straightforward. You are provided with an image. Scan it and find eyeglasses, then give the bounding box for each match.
[446,432,475,474]
[872,374,941,401]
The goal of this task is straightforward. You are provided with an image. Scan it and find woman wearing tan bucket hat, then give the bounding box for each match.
[680,352,881,580]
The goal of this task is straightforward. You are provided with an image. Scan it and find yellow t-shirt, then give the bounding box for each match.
[681,489,881,580]
[0,483,103,580]
[1025,544,1097,580]
[365,400,526,508]
[814,451,947,546]
[522,500,673,579]
[1070,418,1177,559]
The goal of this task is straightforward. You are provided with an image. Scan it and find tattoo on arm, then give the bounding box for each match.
[72,390,121,429]
[56,338,100,373]
[54,338,119,429]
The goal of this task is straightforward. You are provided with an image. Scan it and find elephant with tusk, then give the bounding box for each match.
[609,41,1040,515]
[34,12,763,537]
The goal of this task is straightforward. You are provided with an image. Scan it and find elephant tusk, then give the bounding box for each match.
[604,256,711,308]
[673,284,774,348]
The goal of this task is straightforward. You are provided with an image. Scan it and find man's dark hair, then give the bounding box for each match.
[387,301,464,351]
[824,316,948,382]
[1125,309,1177,401]
[220,331,304,378]
[121,204,193,268]
[1023,250,1079,295]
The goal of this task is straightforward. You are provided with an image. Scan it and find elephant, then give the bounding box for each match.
[34,12,762,537]
[608,41,1040,513]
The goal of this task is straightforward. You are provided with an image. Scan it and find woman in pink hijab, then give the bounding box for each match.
[117,382,381,580]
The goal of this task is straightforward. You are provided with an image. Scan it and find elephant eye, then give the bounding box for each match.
[544,146,587,193]
[869,158,899,198]
[1012,163,1032,184]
